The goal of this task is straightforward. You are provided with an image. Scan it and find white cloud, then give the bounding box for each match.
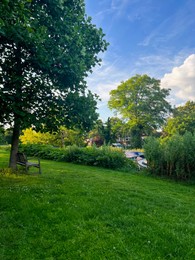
[161,54,195,106]
[134,52,193,78]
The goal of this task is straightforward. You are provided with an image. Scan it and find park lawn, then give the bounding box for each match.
[0,148,195,259]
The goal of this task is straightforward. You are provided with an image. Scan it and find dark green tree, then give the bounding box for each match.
[104,117,127,145]
[87,119,105,146]
[0,0,108,168]
[104,117,112,144]
[109,117,126,142]
[108,74,172,148]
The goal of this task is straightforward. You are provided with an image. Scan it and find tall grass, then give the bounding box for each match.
[144,132,195,180]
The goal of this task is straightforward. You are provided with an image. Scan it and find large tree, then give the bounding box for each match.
[104,117,127,145]
[108,74,172,148]
[0,0,108,167]
[163,101,195,136]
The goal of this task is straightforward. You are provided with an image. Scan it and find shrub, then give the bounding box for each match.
[20,144,134,170]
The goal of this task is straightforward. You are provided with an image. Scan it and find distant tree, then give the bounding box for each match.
[105,117,126,144]
[0,0,108,168]
[163,101,195,136]
[88,117,128,146]
[4,128,13,145]
[0,127,13,145]
[88,119,105,146]
[104,118,112,144]
[108,74,172,148]
[54,126,86,147]
[0,127,6,145]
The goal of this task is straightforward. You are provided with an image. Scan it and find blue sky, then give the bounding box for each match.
[85,0,195,121]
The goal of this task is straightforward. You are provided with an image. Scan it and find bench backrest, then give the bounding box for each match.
[16,153,27,164]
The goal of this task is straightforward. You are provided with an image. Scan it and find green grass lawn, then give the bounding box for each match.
[0,148,195,259]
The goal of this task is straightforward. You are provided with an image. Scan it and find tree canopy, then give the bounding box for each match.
[108,74,172,147]
[0,0,108,167]
[163,101,195,136]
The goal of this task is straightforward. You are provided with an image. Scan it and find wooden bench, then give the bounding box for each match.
[16,152,41,174]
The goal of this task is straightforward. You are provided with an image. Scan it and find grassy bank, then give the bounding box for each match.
[0,148,195,259]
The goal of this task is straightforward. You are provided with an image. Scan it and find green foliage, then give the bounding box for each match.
[143,136,163,175]
[20,127,86,147]
[0,0,108,167]
[4,128,13,144]
[19,144,134,170]
[0,127,6,145]
[129,125,143,148]
[109,117,125,142]
[103,117,127,145]
[88,117,130,147]
[163,101,195,136]
[109,74,172,148]
[87,119,105,146]
[144,132,195,180]
[0,0,108,130]
[20,128,54,145]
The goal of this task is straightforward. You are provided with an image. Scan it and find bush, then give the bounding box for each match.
[20,144,135,170]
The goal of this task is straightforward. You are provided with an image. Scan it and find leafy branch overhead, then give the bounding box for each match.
[0,0,108,167]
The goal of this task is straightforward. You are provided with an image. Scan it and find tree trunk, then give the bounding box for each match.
[8,44,23,169]
[9,117,21,169]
